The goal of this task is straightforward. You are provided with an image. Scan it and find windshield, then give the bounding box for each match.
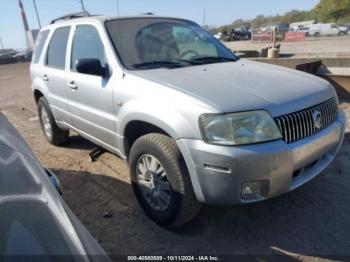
[105,18,238,70]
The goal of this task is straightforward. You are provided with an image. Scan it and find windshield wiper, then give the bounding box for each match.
[133,60,191,69]
[189,56,237,65]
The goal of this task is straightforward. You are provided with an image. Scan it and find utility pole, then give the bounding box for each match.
[79,0,86,12]
[33,0,41,29]
[0,37,4,49]
[18,0,30,49]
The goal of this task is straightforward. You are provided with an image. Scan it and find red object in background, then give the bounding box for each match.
[284,32,306,42]
[252,33,273,42]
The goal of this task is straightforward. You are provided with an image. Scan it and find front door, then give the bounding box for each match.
[66,25,117,149]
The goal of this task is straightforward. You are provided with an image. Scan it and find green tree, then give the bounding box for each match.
[314,0,350,22]
[212,0,350,34]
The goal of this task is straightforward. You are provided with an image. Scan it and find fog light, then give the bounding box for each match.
[241,181,269,200]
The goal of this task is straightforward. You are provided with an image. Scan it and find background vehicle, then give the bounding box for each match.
[338,25,349,35]
[214,32,222,39]
[295,27,311,36]
[289,20,315,32]
[309,23,344,37]
[259,23,289,40]
[0,113,110,260]
[223,28,251,41]
[289,24,311,36]
[30,13,345,227]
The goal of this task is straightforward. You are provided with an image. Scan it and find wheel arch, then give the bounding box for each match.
[33,89,45,103]
[121,117,177,158]
[32,76,50,104]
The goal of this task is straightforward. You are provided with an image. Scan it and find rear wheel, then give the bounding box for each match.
[38,97,69,146]
[129,134,201,227]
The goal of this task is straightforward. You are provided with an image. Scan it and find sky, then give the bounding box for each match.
[0,0,319,49]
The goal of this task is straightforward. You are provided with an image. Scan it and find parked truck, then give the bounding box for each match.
[309,23,346,37]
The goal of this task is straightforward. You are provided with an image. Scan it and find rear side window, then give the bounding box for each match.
[32,30,50,64]
[46,27,70,69]
[71,25,106,71]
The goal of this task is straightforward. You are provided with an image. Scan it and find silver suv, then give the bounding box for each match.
[30,12,346,227]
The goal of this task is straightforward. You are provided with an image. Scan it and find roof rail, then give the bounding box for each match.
[50,11,91,24]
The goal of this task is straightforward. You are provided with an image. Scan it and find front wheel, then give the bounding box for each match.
[129,134,201,227]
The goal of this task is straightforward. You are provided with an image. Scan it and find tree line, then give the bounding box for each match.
[211,0,350,33]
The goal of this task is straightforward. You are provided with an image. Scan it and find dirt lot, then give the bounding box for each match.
[1,62,350,260]
[225,35,350,58]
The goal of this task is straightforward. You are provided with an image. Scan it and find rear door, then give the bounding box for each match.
[43,26,72,124]
[66,24,117,149]
[30,29,50,97]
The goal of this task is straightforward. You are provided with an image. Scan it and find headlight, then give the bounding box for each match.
[199,110,282,146]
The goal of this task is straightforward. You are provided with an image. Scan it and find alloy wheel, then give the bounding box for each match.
[136,154,172,211]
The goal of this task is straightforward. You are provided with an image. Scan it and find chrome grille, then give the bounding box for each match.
[275,98,338,144]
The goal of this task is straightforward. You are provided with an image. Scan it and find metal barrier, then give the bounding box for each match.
[251,30,273,42]
[251,29,286,42]
[284,32,306,42]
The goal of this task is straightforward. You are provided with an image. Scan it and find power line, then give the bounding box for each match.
[203,8,206,27]
[79,0,86,12]
[116,0,120,16]
[32,0,41,29]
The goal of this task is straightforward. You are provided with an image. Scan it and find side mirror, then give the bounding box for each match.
[76,58,108,77]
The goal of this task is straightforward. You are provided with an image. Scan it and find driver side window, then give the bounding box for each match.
[172,26,217,58]
[71,25,106,72]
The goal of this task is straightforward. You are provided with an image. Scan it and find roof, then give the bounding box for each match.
[43,13,191,29]
[289,20,316,27]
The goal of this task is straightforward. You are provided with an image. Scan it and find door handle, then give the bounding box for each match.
[68,81,78,90]
[43,75,49,82]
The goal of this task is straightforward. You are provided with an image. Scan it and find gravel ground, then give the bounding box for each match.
[1,62,350,260]
[225,35,350,58]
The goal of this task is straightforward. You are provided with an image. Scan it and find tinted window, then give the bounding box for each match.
[32,30,50,64]
[71,25,106,71]
[105,18,237,70]
[46,27,70,69]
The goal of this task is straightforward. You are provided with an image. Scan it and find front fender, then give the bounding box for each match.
[116,97,200,155]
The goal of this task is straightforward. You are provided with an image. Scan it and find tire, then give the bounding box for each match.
[314,32,320,37]
[129,134,201,227]
[339,31,345,36]
[38,97,69,146]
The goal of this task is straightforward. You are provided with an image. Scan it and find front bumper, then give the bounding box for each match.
[177,111,346,205]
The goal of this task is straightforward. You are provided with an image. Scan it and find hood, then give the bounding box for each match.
[0,113,109,258]
[131,60,335,117]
